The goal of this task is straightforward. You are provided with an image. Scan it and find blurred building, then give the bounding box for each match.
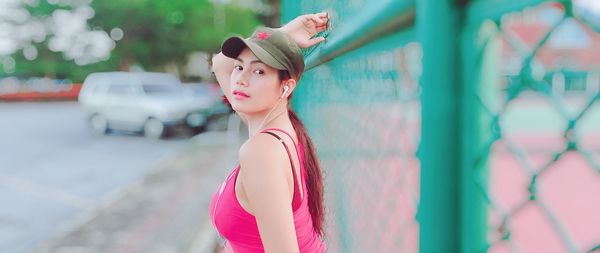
[501,3,600,96]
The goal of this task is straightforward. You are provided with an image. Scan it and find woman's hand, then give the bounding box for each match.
[278,12,328,48]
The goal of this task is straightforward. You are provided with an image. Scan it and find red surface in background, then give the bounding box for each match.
[0,84,82,101]
[489,134,600,253]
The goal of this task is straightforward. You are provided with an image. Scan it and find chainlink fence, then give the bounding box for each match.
[280,0,599,252]
[482,2,600,253]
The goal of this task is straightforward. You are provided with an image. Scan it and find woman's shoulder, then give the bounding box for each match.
[239,133,287,164]
[237,133,291,197]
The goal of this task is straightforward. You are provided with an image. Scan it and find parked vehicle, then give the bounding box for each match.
[182,82,231,123]
[78,72,227,138]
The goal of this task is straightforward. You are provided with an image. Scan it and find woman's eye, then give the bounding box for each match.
[234,65,243,71]
[254,69,264,75]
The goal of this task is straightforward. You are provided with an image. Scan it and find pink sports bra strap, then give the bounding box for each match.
[260,130,303,209]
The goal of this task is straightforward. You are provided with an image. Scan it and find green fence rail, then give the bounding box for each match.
[281,0,600,252]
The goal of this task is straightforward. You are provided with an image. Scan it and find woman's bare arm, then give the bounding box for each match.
[210,12,327,122]
[211,52,248,123]
[212,12,327,97]
[278,12,328,48]
[238,135,300,253]
[211,52,234,103]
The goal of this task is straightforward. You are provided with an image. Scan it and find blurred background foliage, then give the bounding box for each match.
[2,0,276,82]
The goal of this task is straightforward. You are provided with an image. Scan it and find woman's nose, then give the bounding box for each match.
[235,70,250,86]
[235,78,247,86]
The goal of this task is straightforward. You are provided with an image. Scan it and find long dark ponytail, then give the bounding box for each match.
[288,108,325,236]
[280,70,325,237]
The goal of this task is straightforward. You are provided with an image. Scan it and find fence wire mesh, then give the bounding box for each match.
[289,2,421,253]
[286,0,599,252]
[480,2,600,253]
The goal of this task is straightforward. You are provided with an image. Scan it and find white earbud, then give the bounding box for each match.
[281,86,289,98]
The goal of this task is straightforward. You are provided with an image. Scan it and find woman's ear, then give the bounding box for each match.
[284,79,297,95]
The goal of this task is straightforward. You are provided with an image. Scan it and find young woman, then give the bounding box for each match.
[208,13,329,253]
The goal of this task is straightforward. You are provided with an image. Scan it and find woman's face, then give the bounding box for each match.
[229,47,283,114]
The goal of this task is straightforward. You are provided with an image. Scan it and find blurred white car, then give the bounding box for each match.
[79,72,222,138]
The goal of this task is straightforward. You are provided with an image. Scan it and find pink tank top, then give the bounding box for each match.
[209,128,326,253]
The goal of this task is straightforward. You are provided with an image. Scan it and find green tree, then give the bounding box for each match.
[6,0,264,82]
[88,0,263,72]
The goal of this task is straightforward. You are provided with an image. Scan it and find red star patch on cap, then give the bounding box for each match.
[257,32,270,41]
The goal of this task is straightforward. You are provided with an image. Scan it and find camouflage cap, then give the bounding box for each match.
[221,27,304,80]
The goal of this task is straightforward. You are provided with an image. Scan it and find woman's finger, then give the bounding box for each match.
[317,13,328,23]
[315,12,328,18]
[306,37,325,47]
[309,14,325,25]
[316,24,327,32]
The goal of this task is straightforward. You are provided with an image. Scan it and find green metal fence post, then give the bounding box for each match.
[460,21,497,253]
[417,0,461,252]
[303,1,415,70]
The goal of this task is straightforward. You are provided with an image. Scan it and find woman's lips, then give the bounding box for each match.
[232,90,250,99]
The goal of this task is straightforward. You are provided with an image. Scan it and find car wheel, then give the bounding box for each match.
[144,118,164,139]
[186,112,206,128]
[190,124,206,135]
[90,114,108,135]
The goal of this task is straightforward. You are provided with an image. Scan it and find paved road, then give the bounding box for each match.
[0,102,193,253]
[34,131,241,253]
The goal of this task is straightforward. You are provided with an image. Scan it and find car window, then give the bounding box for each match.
[90,83,105,94]
[142,84,184,95]
[108,84,137,95]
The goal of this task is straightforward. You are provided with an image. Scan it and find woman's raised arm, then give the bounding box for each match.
[211,52,235,103]
[278,12,329,48]
[212,11,328,97]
